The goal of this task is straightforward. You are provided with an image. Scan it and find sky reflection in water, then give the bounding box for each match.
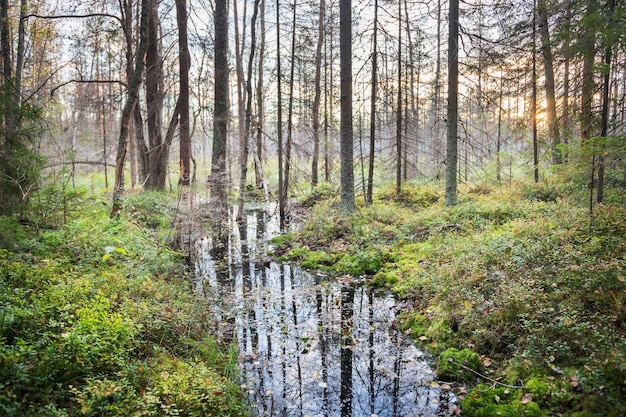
[195,203,454,417]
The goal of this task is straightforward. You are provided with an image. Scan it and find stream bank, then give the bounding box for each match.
[194,202,456,417]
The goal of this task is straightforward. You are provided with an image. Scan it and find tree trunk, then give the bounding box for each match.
[537,0,561,165]
[340,0,355,213]
[254,0,266,190]
[233,0,246,177]
[597,0,616,204]
[211,0,229,213]
[445,0,459,207]
[238,0,260,217]
[561,4,571,162]
[285,0,297,205]
[111,0,149,217]
[366,0,378,204]
[145,0,168,189]
[311,0,325,188]
[532,1,539,183]
[176,0,191,186]
[15,0,27,105]
[396,0,402,195]
[276,0,285,230]
[580,0,598,143]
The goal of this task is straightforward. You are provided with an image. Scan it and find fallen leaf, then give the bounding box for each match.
[520,393,533,404]
[483,357,492,367]
[495,395,500,404]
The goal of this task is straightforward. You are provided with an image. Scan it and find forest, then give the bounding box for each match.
[0,0,625,415]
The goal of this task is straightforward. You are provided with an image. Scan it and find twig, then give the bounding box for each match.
[447,358,524,389]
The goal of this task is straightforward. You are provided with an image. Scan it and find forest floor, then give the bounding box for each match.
[0,190,249,416]
[272,179,626,417]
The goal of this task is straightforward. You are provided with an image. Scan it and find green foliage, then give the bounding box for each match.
[0,91,45,216]
[29,174,90,228]
[519,181,561,203]
[0,193,248,416]
[461,384,543,417]
[279,181,626,415]
[375,183,441,208]
[300,182,337,207]
[437,348,483,382]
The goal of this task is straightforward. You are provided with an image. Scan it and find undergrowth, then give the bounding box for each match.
[0,191,248,416]
[273,179,626,416]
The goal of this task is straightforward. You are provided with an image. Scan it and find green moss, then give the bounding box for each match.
[525,377,549,399]
[335,249,392,275]
[437,348,483,382]
[461,384,544,417]
[370,270,400,288]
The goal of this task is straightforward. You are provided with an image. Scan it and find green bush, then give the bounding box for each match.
[0,193,248,416]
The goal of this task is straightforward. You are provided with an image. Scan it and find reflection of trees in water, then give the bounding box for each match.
[196,204,451,417]
[340,285,355,417]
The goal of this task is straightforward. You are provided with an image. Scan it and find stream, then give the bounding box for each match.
[194,202,456,417]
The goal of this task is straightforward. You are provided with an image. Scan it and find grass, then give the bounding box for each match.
[0,190,249,416]
[273,178,626,416]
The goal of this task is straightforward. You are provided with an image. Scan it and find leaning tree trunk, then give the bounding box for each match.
[111,0,149,217]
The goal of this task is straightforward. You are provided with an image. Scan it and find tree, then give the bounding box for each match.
[254,0,266,191]
[445,0,459,207]
[537,0,561,165]
[210,0,229,214]
[176,0,191,186]
[276,0,285,230]
[238,0,260,219]
[111,0,149,217]
[597,0,617,203]
[145,0,168,190]
[311,0,325,188]
[366,0,378,204]
[340,0,355,214]
[396,0,402,195]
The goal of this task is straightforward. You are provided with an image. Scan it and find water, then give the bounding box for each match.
[194,202,455,417]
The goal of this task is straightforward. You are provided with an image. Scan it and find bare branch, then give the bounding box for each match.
[50,79,127,97]
[22,13,122,26]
